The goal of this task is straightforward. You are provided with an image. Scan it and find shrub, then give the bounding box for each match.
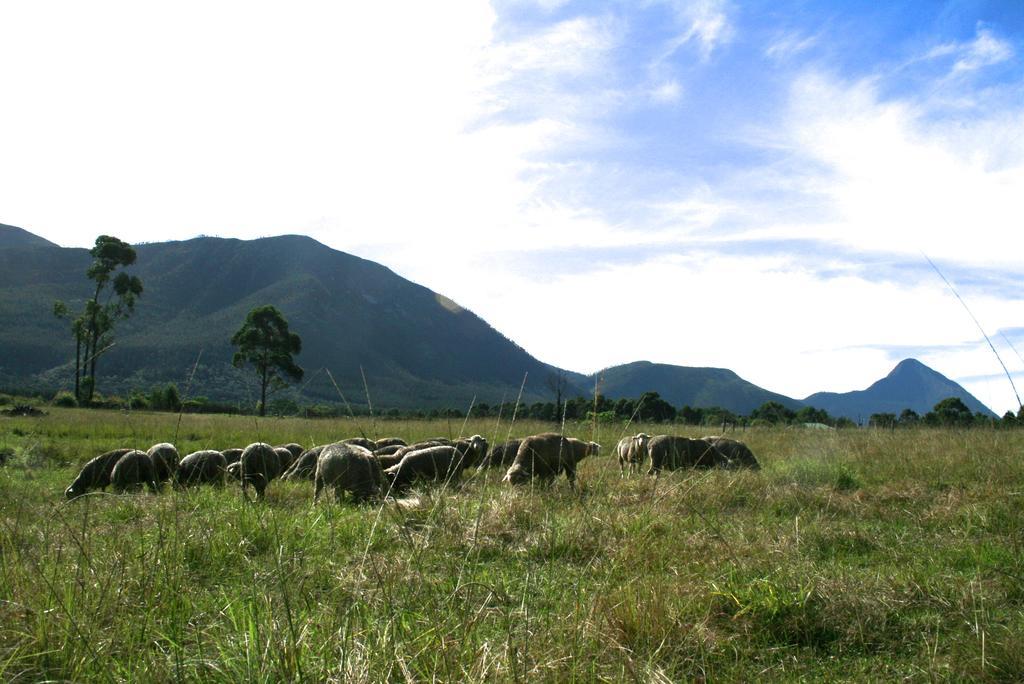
[52,391,78,408]
[127,392,151,410]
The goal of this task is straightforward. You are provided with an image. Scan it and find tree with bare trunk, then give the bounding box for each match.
[231,305,303,416]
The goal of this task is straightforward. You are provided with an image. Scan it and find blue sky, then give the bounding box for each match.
[1,1,1021,413]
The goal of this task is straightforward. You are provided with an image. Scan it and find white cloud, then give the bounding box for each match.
[648,80,682,103]
[741,71,1024,269]
[649,0,733,64]
[922,24,1013,76]
[674,0,733,61]
[953,25,1014,73]
[764,31,819,61]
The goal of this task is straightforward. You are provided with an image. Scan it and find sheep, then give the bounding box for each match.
[646,436,725,475]
[615,433,651,475]
[313,443,384,503]
[374,437,407,449]
[453,435,489,468]
[383,446,463,492]
[502,433,600,488]
[373,444,405,457]
[277,443,305,464]
[222,448,244,467]
[64,448,134,499]
[479,439,522,470]
[226,461,242,481]
[239,442,282,500]
[383,435,488,492]
[701,436,760,470]
[341,437,377,450]
[378,432,485,475]
[147,442,180,486]
[281,445,326,480]
[111,450,158,493]
[387,440,450,463]
[373,452,405,470]
[273,446,297,472]
[175,450,227,488]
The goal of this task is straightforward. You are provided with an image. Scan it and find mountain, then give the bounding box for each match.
[581,361,804,415]
[0,223,58,249]
[0,229,580,408]
[803,358,997,420]
[0,225,998,418]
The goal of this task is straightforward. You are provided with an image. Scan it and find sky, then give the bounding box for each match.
[1,1,1022,414]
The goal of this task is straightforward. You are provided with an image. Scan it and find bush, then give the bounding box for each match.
[126,392,151,410]
[149,383,181,412]
[52,391,78,408]
[88,394,124,409]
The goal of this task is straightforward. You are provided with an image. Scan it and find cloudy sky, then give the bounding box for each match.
[1,1,1022,414]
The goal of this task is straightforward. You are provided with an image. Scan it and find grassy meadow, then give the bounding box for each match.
[1,408,1023,682]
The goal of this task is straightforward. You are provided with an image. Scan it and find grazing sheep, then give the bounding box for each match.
[222,448,244,467]
[175,450,227,488]
[479,439,522,469]
[373,452,405,470]
[616,433,651,475]
[147,443,180,485]
[282,445,326,481]
[453,435,489,468]
[277,443,305,464]
[313,443,384,503]
[388,440,450,463]
[384,446,463,492]
[383,437,487,492]
[111,450,158,493]
[701,436,760,470]
[64,448,134,499]
[502,433,600,488]
[373,444,404,456]
[342,437,377,450]
[374,437,407,449]
[226,461,242,481]
[646,436,725,475]
[240,442,282,500]
[273,446,297,472]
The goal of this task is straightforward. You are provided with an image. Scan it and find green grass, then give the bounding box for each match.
[1,409,1023,681]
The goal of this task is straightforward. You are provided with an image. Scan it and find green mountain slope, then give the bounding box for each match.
[582,361,805,414]
[0,232,576,408]
[0,223,58,248]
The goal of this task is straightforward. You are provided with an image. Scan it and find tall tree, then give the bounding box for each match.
[231,305,303,416]
[546,371,566,421]
[53,235,143,403]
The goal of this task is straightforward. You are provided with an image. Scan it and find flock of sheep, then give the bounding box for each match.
[63,431,759,503]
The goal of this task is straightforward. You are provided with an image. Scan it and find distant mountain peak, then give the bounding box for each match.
[889,358,928,374]
[0,224,58,249]
[805,357,995,420]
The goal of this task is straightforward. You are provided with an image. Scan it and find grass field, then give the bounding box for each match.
[1,408,1023,682]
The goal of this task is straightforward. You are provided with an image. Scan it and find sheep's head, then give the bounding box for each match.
[502,464,529,485]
